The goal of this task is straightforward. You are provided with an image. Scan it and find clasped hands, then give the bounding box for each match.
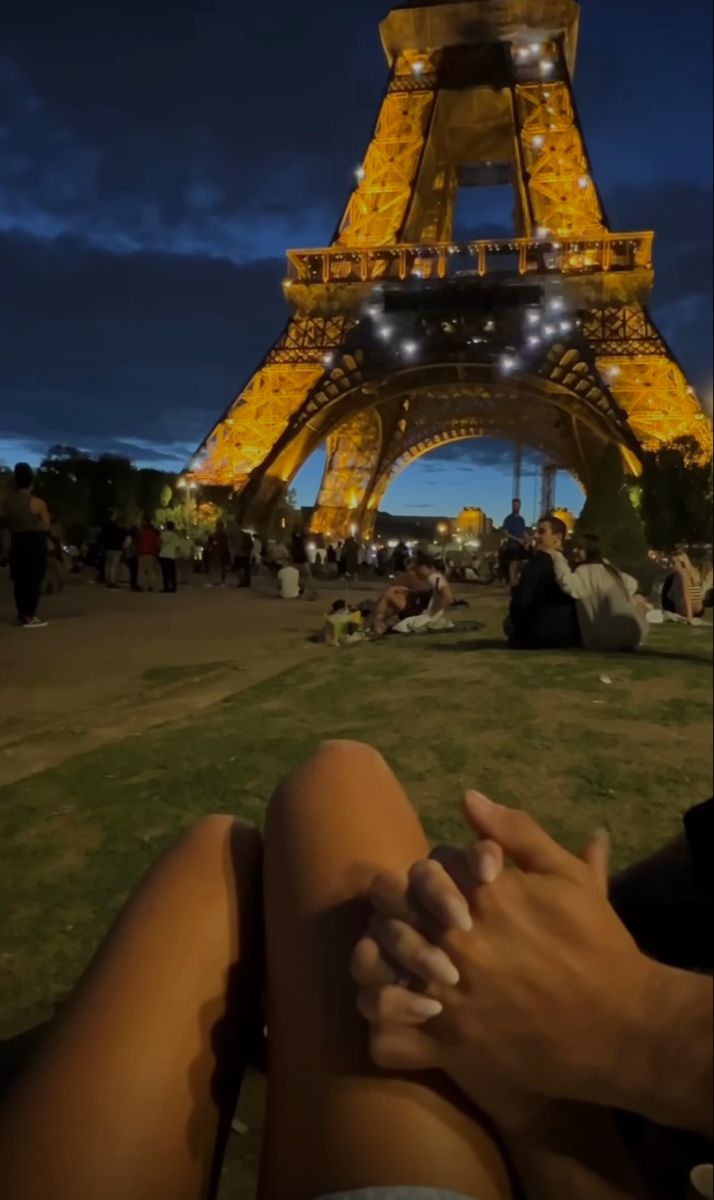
[350,791,656,1136]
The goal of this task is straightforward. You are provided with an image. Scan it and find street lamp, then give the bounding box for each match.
[437,522,448,559]
[176,476,198,532]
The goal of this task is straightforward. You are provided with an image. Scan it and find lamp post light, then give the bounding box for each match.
[176,476,198,532]
[437,521,449,560]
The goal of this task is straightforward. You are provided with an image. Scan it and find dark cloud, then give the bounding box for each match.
[1,232,285,458]
[421,440,544,470]
[606,181,713,392]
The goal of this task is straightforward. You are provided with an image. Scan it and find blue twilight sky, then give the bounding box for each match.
[0,0,711,525]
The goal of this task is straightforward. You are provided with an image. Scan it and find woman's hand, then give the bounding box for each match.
[351,793,652,1132]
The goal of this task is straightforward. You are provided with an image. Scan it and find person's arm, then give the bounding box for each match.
[31,497,51,532]
[591,960,713,1136]
[677,567,694,621]
[507,1104,647,1200]
[439,579,454,609]
[549,551,589,600]
[510,554,548,615]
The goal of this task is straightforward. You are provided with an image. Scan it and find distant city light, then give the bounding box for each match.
[500,354,519,373]
[526,310,541,325]
[401,339,419,358]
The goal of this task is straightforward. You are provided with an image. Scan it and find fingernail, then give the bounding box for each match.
[465,790,495,813]
[477,852,499,884]
[416,947,460,986]
[444,895,472,932]
[406,995,443,1020]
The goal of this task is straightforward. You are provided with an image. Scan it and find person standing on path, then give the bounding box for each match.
[500,497,530,588]
[159,522,181,593]
[123,527,140,591]
[135,516,161,592]
[99,511,125,589]
[207,520,230,586]
[4,463,51,627]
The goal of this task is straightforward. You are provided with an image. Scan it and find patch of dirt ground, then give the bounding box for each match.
[0,573,359,785]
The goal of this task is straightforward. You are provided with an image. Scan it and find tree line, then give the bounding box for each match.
[0,446,304,543]
[0,438,710,551]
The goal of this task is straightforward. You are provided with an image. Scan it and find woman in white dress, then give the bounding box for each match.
[549,535,648,652]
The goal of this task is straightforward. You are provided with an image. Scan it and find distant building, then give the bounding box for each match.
[455,507,493,538]
[551,507,576,533]
[372,512,453,543]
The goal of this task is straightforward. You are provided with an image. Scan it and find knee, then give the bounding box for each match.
[267,740,389,824]
[180,814,262,864]
[314,739,387,771]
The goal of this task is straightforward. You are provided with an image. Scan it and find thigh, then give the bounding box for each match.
[259,740,511,1200]
[0,816,263,1200]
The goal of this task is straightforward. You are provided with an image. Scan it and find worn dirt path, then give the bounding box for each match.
[0,571,365,786]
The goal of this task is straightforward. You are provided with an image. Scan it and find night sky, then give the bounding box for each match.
[1,0,711,523]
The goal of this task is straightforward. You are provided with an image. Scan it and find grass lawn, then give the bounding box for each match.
[1,594,711,1041]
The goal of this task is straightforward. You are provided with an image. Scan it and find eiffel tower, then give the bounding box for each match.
[191,0,711,538]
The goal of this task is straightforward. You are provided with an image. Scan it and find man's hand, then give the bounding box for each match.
[351,793,656,1132]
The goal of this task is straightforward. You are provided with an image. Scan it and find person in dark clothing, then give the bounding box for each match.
[235,530,254,588]
[290,529,307,567]
[99,511,126,589]
[4,463,50,627]
[500,497,530,587]
[392,541,409,573]
[507,514,580,649]
[123,527,139,591]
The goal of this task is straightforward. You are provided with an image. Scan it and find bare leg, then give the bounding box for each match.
[0,816,262,1200]
[371,587,408,634]
[259,740,512,1200]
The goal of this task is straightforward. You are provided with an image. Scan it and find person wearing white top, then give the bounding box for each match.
[277,563,300,600]
[549,535,647,652]
[159,522,181,593]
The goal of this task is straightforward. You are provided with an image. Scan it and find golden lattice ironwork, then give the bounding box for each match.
[514,80,605,238]
[191,0,711,528]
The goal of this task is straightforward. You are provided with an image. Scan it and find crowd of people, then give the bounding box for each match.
[2,465,712,653]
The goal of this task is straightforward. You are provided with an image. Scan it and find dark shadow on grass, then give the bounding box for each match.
[419,638,712,667]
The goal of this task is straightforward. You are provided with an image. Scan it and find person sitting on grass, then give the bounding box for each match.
[506,514,580,650]
[277,557,301,600]
[371,551,453,636]
[0,741,711,1200]
[547,533,649,652]
[669,550,708,624]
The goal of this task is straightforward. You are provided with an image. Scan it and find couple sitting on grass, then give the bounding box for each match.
[371,552,454,637]
[507,514,650,653]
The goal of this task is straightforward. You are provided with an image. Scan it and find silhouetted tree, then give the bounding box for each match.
[640,437,713,550]
[577,443,650,585]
